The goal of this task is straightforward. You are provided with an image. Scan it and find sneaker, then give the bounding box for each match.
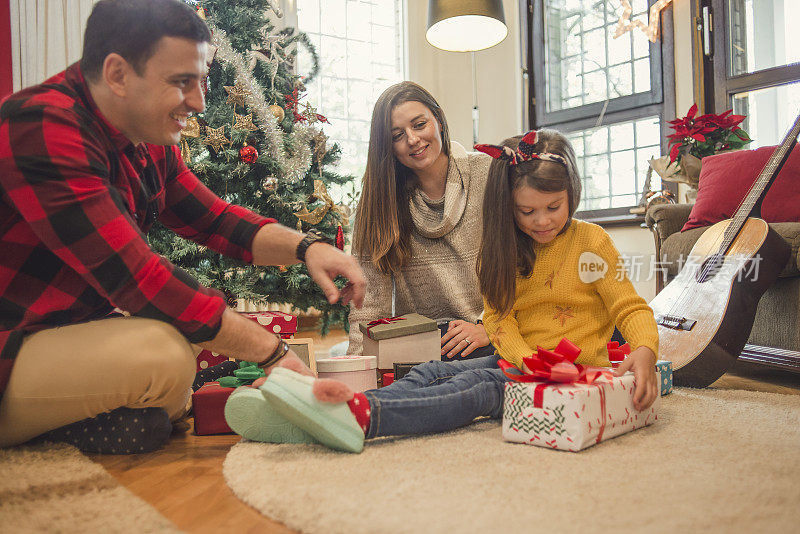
[224,386,316,444]
[259,368,364,453]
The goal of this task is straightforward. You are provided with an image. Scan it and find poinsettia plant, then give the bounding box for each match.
[667,104,752,162]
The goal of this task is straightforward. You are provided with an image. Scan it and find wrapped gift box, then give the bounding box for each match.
[192,381,236,435]
[502,373,660,452]
[316,355,377,392]
[196,349,228,371]
[359,313,440,369]
[656,360,673,395]
[195,311,297,371]
[242,311,297,335]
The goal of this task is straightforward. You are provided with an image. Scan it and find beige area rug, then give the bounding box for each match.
[0,443,180,533]
[224,389,800,534]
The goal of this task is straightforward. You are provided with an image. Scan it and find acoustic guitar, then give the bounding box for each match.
[649,113,798,387]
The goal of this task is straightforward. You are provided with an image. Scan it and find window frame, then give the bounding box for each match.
[523,0,677,224]
[700,0,800,114]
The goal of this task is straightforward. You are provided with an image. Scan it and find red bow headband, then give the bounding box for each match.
[474,130,567,166]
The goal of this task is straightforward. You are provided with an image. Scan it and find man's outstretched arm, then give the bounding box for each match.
[250,223,365,308]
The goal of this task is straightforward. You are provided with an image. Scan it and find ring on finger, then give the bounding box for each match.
[464,338,472,344]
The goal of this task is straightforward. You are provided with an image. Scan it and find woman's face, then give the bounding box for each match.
[390,100,446,174]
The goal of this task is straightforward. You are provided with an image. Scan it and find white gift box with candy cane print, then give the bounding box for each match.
[502,371,661,452]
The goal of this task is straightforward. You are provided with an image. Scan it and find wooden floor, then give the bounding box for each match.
[91,329,800,533]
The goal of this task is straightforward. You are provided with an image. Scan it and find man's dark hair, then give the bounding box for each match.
[81,0,211,81]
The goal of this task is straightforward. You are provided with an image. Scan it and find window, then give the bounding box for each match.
[702,0,800,147]
[525,0,675,222]
[296,0,405,204]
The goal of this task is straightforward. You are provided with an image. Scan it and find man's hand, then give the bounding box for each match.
[250,223,365,308]
[441,320,491,359]
[304,242,365,308]
[613,346,658,411]
[252,349,314,387]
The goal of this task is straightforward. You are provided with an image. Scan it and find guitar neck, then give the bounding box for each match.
[720,112,800,253]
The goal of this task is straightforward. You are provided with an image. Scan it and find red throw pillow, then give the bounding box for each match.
[682,145,800,232]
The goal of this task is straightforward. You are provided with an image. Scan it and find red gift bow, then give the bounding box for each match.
[606,341,631,368]
[366,315,406,337]
[498,338,612,386]
[498,338,615,444]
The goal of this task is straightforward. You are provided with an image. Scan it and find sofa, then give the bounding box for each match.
[645,202,800,373]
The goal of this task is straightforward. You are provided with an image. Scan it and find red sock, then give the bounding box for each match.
[346,392,371,435]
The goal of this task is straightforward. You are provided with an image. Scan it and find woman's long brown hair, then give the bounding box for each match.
[351,82,451,274]
[477,130,582,317]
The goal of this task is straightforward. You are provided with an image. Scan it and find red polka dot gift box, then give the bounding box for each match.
[195,311,298,371]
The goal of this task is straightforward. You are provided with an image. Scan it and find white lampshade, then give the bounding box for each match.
[426,0,508,52]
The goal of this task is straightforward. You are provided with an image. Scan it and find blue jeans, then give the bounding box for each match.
[362,355,508,439]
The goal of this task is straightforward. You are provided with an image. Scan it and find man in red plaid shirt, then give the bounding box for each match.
[0,0,364,453]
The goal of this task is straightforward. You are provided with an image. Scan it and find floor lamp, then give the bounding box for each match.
[426,0,508,145]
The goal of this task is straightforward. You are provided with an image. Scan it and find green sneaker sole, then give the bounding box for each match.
[259,368,364,453]
[224,387,316,444]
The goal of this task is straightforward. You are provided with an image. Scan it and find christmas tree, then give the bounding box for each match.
[148,0,352,334]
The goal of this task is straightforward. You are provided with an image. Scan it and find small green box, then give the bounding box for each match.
[359,313,437,340]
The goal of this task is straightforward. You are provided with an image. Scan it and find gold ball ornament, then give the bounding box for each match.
[268,104,285,123]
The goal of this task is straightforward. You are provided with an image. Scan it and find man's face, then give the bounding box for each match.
[122,36,207,146]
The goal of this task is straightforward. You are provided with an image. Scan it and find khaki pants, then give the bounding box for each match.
[0,317,196,447]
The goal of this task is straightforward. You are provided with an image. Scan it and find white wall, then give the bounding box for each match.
[405,0,523,148]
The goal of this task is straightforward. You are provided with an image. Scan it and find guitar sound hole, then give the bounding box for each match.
[696,253,724,283]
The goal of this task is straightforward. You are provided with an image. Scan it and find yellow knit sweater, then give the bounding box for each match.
[483,219,659,369]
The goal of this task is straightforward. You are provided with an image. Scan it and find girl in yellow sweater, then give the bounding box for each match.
[233,130,659,453]
[476,130,659,403]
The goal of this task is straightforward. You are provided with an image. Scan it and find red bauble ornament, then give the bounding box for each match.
[335,225,344,250]
[239,145,258,164]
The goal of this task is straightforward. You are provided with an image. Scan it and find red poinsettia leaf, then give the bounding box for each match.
[687,103,698,119]
[669,143,682,162]
[691,133,706,142]
[729,114,745,126]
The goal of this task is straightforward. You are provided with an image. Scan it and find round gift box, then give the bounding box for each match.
[316,355,377,392]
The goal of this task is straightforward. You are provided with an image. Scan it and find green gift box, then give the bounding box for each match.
[359,313,437,340]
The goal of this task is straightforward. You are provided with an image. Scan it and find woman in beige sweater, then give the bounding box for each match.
[347,82,493,359]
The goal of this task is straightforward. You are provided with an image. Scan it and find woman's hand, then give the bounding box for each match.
[441,320,490,359]
[613,346,658,411]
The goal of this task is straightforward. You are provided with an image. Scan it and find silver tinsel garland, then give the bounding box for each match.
[211,26,316,182]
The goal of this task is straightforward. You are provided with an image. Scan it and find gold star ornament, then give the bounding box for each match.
[202,125,230,152]
[179,116,201,163]
[232,112,258,132]
[223,82,251,107]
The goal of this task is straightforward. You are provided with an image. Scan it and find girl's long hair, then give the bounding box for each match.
[352,81,451,274]
[477,130,582,317]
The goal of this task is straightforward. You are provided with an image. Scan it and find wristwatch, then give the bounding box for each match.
[295,230,332,262]
[257,339,290,369]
